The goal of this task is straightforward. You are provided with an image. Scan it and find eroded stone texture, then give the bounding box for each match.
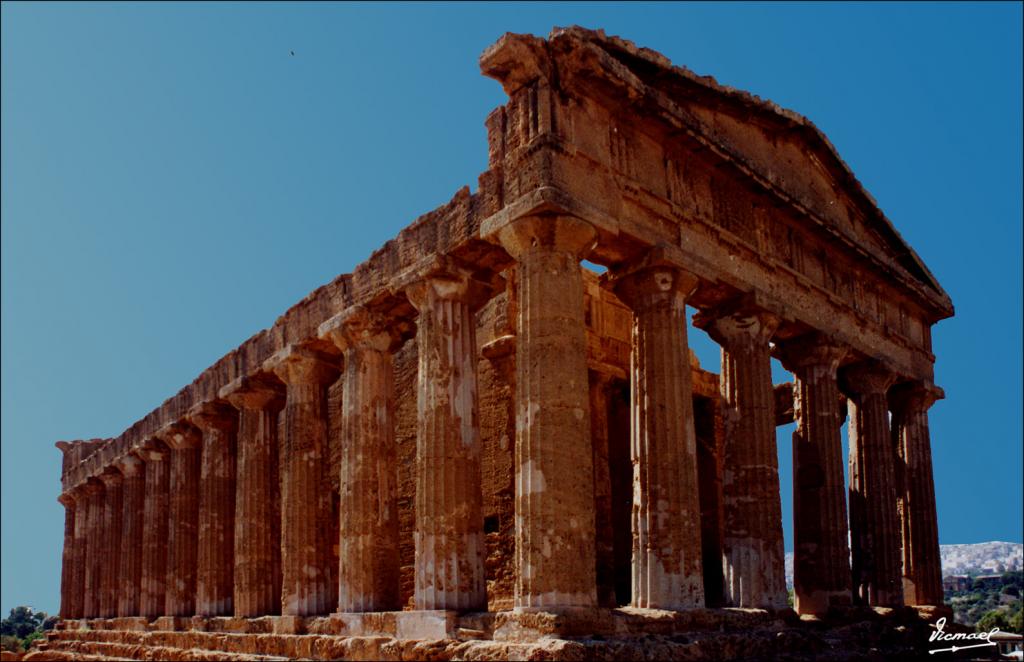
[221,375,285,618]
[490,214,598,609]
[405,268,490,611]
[697,307,786,609]
[890,380,944,607]
[98,470,124,618]
[778,335,852,616]
[842,361,902,608]
[82,479,105,618]
[159,424,201,617]
[57,493,78,619]
[116,455,145,617]
[607,255,704,610]
[190,402,239,617]
[139,443,171,619]
[321,308,402,613]
[588,371,617,609]
[51,25,958,660]
[267,346,339,617]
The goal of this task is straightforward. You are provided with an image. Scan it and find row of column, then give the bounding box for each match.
[58,213,944,620]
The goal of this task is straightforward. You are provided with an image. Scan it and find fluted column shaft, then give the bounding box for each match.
[82,480,105,618]
[117,455,145,616]
[700,310,786,608]
[407,272,488,611]
[589,371,617,609]
[191,403,238,617]
[222,378,285,618]
[891,381,944,606]
[493,215,598,609]
[779,336,851,615]
[268,347,338,616]
[58,494,78,619]
[322,309,402,613]
[98,472,124,618]
[163,426,202,616]
[843,362,902,607]
[140,443,170,619]
[611,259,704,610]
[70,489,89,618]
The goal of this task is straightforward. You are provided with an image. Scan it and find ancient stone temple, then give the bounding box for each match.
[42,27,953,661]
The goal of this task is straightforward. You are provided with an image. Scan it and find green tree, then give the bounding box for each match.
[977,608,1010,633]
[0,606,45,639]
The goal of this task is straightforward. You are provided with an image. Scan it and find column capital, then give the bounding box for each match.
[776,332,848,374]
[889,379,944,414]
[58,492,76,507]
[188,401,238,434]
[98,468,123,489]
[840,360,898,398]
[219,373,286,412]
[403,257,496,312]
[265,344,340,387]
[693,296,779,349]
[114,453,145,477]
[319,306,407,355]
[491,214,597,260]
[603,260,699,312]
[81,478,104,496]
[154,421,203,450]
[137,438,169,463]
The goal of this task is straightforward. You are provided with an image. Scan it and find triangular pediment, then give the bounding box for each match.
[485,27,953,320]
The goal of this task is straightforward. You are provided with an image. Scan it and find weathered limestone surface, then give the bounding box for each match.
[116,454,145,617]
[221,375,285,618]
[57,493,77,619]
[161,424,201,617]
[891,380,944,607]
[405,268,490,611]
[191,402,239,617]
[98,471,124,618]
[267,346,339,617]
[779,335,852,616]
[607,255,704,610]
[52,25,957,661]
[842,361,902,608]
[697,307,786,609]
[487,214,599,609]
[139,443,170,619]
[321,308,402,613]
[82,480,105,619]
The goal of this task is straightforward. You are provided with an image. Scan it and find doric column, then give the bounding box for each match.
[221,374,285,617]
[890,380,944,606]
[321,308,402,613]
[98,470,124,618]
[69,487,89,619]
[696,307,786,609]
[82,479,105,618]
[159,423,202,617]
[607,253,704,610]
[116,454,145,616]
[140,441,171,619]
[189,402,238,617]
[404,267,490,611]
[778,334,852,615]
[58,493,79,619]
[266,346,339,616]
[589,370,618,609]
[842,361,902,607]
[492,215,598,609]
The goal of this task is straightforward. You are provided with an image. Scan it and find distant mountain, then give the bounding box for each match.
[783,542,1023,588]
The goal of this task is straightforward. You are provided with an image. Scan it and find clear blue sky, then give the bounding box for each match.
[2,2,1021,616]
